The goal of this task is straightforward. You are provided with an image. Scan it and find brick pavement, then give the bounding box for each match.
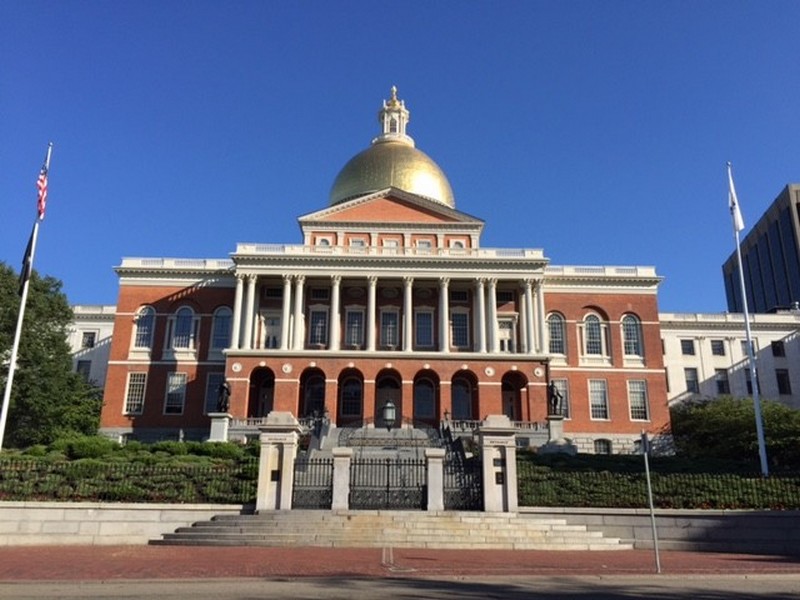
[0,546,798,581]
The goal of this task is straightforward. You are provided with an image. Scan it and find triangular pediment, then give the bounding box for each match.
[298,188,483,226]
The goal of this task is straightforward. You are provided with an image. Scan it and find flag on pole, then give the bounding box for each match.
[18,226,34,296]
[36,159,49,220]
[727,162,745,233]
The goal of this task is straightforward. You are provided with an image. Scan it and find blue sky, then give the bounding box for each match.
[2,1,799,313]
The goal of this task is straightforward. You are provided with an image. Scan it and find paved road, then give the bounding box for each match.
[0,546,798,599]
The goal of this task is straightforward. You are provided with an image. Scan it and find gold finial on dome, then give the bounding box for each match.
[377,86,411,145]
[388,85,400,107]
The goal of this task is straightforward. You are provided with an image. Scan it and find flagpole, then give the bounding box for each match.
[728,162,769,477]
[0,143,53,452]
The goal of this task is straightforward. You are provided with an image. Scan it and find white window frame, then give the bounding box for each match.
[589,379,609,420]
[414,308,435,348]
[344,307,365,348]
[81,331,97,349]
[131,306,156,355]
[209,306,232,357]
[547,313,566,356]
[165,306,199,358]
[308,305,329,347]
[204,372,226,414]
[260,310,281,349]
[415,239,432,254]
[164,372,187,415]
[497,316,517,353]
[621,314,644,364]
[579,314,610,365]
[684,367,700,394]
[627,380,649,421]
[380,308,400,349]
[349,238,367,253]
[594,439,612,455]
[382,239,399,255]
[450,308,470,349]
[124,372,147,415]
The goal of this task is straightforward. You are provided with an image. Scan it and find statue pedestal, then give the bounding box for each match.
[208,412,231,442]
[539,415,577,455]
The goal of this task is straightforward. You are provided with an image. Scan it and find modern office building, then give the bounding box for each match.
[723,184,800,313]
[97,88,671,453]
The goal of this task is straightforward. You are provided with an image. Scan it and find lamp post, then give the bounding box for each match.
[382,400,396,432]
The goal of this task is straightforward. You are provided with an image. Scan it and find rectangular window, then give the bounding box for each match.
[551,379,570,419]
[496,290,515,304]
[76,360,92,382]
[589,380,609,420]
[263,287,283,299]
[380,311,399,348]
[628,380,649,421]
[741,340,755,356]
[211,312,232,349]
[345,310,365,347]
[416,239,432,253]
[684,367,700,394]
[81,331,97,348]
[715,369,730,394]
[124,373,147,415]
[164,372,187,415]
[710,340,726,356]
[204,373,226,414]
[310,288,330,301]
[771,341,786,357]
[382,239,399,254]
[415,311,434,347]
[776,369,792,395]
[450,312,469,348]
[680,339,695,356]
[308,309,328,346]
[262,314,281,349]
[449,290,469,303]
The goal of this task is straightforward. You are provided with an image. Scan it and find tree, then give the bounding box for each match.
[0,262,102,448]
[670,396,800,469]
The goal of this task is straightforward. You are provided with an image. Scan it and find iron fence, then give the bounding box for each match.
[0,459,258,504]
[292,457,334,509]
[444,455,483,510]
[349,457,427,510]
[517,461,800,510]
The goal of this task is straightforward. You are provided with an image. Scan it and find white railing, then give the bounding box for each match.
[235,243,545,260]
[545,265,658,278]
[119,258,235,270]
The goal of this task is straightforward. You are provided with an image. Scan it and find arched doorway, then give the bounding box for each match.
[248,367,275,418]
[451,371,478,420]
[375,370,402,429]
[298,368,326,418]
[412,370,440,426]
[501,371,528,422]
[337,368,364,426]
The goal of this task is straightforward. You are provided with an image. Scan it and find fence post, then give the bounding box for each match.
[331,447,353,510]
[256,412,302,512]
[425,448,446,511]
[478,415,518,513]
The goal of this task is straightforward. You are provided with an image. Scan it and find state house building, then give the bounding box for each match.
[100,88,670,453]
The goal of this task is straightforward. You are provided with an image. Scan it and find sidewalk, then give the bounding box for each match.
[0,546,798,581]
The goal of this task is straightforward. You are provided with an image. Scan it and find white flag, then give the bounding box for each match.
[727,162,745,232]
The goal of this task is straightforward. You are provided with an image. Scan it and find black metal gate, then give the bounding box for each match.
[349,457,427,510]
[292,456,333,509]
[444,454,483,510]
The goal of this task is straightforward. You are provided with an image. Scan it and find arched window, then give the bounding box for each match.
[340,377,362,417]
[621,314,643,357]
[451,377,472,420]
[304,374,326,417]
[133,306,155,349]
[211,307,232,350]
[547,313,566,354]
[413,378,435,419]
[584,315,602,355]
[170,307,197,350]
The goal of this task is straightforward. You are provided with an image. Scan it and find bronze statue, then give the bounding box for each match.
[216,379,231,412]
[547,381,562,416]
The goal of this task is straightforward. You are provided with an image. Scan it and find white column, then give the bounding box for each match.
[243,274,257,350]
[518,286,528,354]
[230,274,245,350]
[292,275,306,351]
[366,275,377,351]
[535,279,546,353]
[524,279,535,355]
[329,275,341,351]
[487,278,499,353]
[280,275,292,350]
[475,278,486,353]
[403,276,413,352]
[438,277,450,352]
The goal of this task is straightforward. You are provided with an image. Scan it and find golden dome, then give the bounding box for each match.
[329,88,455,208]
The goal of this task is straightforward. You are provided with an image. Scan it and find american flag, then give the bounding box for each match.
[36,162,48,220]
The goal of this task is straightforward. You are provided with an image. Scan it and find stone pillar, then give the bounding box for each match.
[535,279,546,353]
[207,412,231,442]
[438,277,450,352]
[366,276,377,351]
[329,275,342,351]
[243,274,257,350]
[292,275,306,350]
[478,415,518,513]
[518,287,528,354]
[403,276,413,352]
[487,279,499,353]
[230,274,244,350]
[539,414,577,455]
[255,412,303,512]
[331,447,353,510]
[475,278,486,353]
[280,275,292,350]
[523,279,535,355]
[425,448,446,511]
